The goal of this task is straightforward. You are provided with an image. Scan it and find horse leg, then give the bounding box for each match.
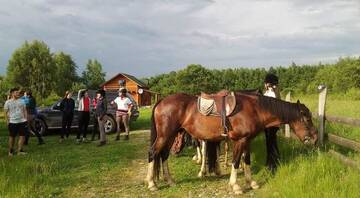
[162,137,177,186]
[214,144,222,176]
[243,146,259,190]
[198,140,207,177]
[224,140,232,167]
[192,139,202,164]
[146,135,169,191]
[228,139,246,195]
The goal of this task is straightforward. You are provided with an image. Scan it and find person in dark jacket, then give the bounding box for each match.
[24,90,45,145]
[59,91,75,142]
[95,89,107,146]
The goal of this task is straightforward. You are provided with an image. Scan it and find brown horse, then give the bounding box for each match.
[145,92,318,194]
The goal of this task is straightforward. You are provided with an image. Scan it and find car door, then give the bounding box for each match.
[47,101,63,128]
[72,97,80,128]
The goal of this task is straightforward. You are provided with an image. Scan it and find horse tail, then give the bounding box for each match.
[149,99,162,180]
[206,141,220,173]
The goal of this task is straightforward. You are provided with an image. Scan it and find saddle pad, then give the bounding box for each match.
[197,97,218,116]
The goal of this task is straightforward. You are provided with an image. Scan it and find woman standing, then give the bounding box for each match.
[263,73,281,173]
[77,89,91,143]
[59,91,75,142]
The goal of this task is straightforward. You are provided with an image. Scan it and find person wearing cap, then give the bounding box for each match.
[95,89,107,146]
[264,73,281,173]
[111,88,133,141]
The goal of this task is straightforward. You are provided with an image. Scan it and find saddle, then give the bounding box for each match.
[197,90,236,136]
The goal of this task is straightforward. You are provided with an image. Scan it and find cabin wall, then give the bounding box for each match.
[102,74,152,106]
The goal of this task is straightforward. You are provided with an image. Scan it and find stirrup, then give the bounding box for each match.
[221,133,228,137]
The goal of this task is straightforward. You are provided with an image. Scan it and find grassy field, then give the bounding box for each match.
[1,106,360,197]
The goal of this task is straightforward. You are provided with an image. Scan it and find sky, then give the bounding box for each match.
[0,0,360,78]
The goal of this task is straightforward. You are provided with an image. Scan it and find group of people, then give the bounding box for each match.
[3,87,133,156]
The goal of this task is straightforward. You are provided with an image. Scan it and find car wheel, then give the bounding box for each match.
[32,118,47,136]
[103,115,116,134]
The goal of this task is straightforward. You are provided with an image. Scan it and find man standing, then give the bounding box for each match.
[111,88,133,141]
[4,88,28,156]
[95,89,107,146]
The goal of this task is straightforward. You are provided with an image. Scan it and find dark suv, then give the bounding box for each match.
[33,90,139,135]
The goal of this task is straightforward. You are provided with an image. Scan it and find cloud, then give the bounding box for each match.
[0,0,359,78]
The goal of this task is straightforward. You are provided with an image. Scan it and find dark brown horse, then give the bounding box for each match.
[145,92,318,194]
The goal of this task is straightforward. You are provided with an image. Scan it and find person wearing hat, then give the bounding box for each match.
[264,73,281,173]
[111,88,133,141]
[95,89,107,146]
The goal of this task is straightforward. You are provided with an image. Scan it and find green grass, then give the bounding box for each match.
[0,107,359,197]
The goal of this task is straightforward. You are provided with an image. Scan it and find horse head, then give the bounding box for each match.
[289,100,318,145]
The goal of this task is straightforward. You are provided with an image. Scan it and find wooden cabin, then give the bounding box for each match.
[100,73,159,106]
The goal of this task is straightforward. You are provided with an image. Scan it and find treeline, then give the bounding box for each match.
[0,40,107,105]
[146,57,360,98]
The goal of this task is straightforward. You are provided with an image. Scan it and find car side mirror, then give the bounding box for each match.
[53,103,61,110]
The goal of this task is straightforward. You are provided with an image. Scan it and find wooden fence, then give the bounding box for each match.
[284,87,360,170]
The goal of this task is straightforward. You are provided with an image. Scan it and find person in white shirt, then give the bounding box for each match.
[264,73,281,173]
[111,88,133,141]
[4,88,28,156]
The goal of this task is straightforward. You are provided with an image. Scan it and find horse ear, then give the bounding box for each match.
[297,99,300,104]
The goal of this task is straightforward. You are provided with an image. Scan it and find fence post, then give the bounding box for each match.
[318,87,327,146]
[285,91,291,138]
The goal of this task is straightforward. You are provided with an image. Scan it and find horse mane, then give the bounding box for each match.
[257,95,300,123]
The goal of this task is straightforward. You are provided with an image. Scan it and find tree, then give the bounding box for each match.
[7,40,55,99]
[53,52,79,96]
[175,64,216,95]
[82,59,106,89]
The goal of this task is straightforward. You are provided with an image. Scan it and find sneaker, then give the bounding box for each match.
[38,139,45,145]
[97,141,106,147]
[18,150,27,155]
[115,135,120,141]
[124,135,129,141]
[76,138,81,144]
[8,149,14,156]
[82,137,88,143]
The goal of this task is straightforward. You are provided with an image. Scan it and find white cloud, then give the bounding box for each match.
[0,0,359,77]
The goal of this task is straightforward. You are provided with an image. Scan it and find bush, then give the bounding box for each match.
[38,92,61,107]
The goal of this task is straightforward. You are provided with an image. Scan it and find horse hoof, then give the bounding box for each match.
[231,184,243,195]
[192,155,198,161]
[215,170,221,176]
[198,172,205,178]
[196,160,201,164]
[168,181,176,187]
[148,185,158,191]
[251,181,259,190]
[234,190,244,195]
